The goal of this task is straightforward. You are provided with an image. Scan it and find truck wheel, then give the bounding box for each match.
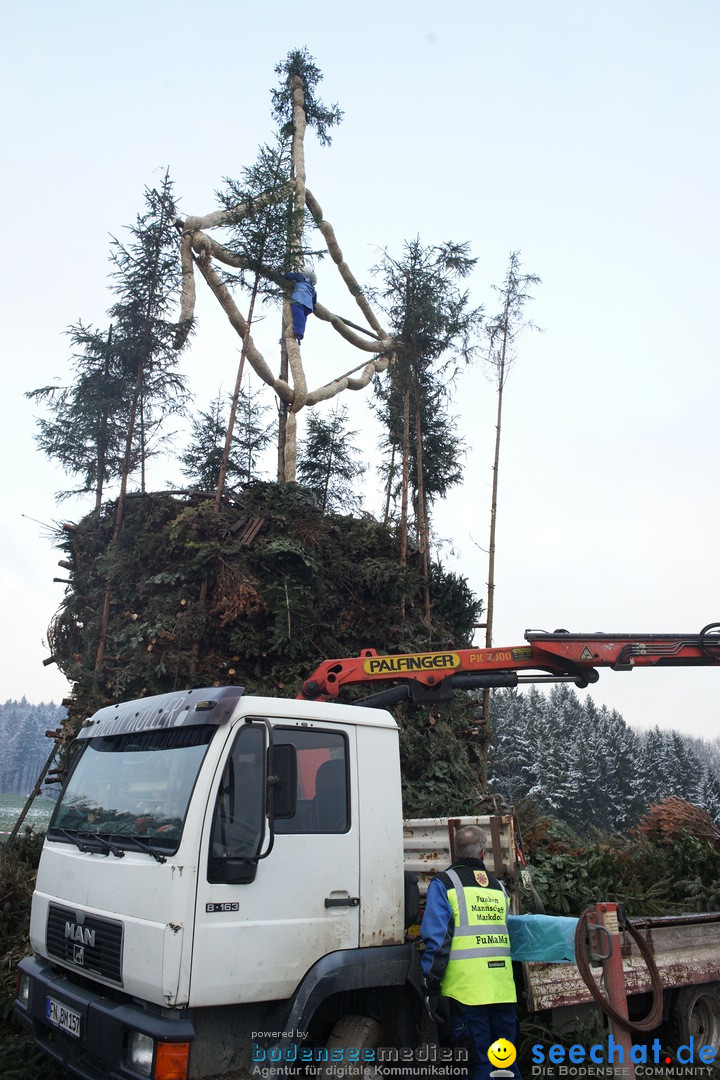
[319,1015,383,1079]
[674,984,720,1048]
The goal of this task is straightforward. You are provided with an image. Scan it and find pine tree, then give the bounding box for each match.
[698,767,720,823]
[234,380,277,484]
[27,324,129,508]
[297,403,365,513]
[108,170,188,493]
[181,384,276,493]
[29,174,187,517]
[270,48,343,147]
[212,137,297,502]
[181,393,236,492]
[541,685,584,813]
[373,238,481,622]
[600,708,643,829]
[669,731,698,799]
[488,688,534,805]
[92,171,189,675]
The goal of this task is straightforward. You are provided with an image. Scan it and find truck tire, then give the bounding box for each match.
[674,984,720,1048]
[319,1015,383,1079]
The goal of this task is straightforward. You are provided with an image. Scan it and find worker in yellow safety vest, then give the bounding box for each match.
[420,824,520,1080]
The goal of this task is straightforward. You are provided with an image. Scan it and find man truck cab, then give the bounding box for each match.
[16,687,418,1079]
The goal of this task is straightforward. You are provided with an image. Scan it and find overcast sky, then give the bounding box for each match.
[2,0,719,738]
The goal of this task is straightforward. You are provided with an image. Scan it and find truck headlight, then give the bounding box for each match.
[16,972,31,1007]
[127,1031,154,1076]
[127,1033,190,1080]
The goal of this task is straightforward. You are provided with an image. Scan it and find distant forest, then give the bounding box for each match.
[0,700,65,796]
[3,692,720,836]
[488,685,720,831]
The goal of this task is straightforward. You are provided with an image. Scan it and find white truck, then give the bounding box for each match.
[14,688,452,1079]
[14,631,720,1079]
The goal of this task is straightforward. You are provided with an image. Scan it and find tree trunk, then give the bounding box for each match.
[412,369,431,628]
[399,382,410,568]
[139,395,146,494]
[481,301,511,796]
[215,280,260,509]
[94,369,143,672]
[277,73,309,481]
[94,326,113,512]
[320,422,338,513]
[485,356,506,651]
[188,575,208,682]
[398,382,411,621]
[383,442,396,525]
[277,393,288,481]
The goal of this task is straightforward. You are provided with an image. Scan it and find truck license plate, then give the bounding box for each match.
[46,996,81,1038]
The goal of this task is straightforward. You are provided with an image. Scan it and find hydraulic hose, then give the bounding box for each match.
[698,623,720,656]
[574,907,664,1032]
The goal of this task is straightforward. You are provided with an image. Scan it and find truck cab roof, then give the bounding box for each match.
[78,687,398,740]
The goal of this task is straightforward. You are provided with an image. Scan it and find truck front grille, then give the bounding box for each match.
[46,903,123,985]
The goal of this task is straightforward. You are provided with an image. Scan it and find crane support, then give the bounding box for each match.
[298,623,720,704]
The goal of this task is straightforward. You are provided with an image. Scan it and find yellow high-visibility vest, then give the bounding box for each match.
[440,867,517,1006]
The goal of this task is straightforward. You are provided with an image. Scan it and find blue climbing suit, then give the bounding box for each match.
[285,272,317,341]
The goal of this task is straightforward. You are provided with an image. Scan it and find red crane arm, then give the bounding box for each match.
[298,624,720,703]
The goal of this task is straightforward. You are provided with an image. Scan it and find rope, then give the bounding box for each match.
[574,907,664,1032]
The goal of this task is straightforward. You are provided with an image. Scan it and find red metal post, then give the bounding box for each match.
[596,902,635,1079]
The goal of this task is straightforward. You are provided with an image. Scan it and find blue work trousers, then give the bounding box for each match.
[291,302,311,340]
[450,1001,521,1080]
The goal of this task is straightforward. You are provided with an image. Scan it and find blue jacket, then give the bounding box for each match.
[285,272,317,312]
[420,875,455,987]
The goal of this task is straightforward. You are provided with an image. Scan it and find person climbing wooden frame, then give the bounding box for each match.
[172,60,396,482]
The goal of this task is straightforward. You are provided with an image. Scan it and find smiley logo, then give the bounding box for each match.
[488,1039,517,1069]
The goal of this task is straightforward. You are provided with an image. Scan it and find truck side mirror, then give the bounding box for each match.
[269,745,297,819]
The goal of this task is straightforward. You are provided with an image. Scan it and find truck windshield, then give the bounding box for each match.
[48,726,215,855]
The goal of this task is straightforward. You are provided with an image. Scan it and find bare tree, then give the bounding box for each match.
[480,251,540,793]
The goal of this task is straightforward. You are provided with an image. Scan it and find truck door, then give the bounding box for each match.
[192,719,359,1005]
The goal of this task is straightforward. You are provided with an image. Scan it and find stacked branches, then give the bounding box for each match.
[49,484,480,730]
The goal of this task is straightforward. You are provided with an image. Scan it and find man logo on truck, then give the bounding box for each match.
[65,923,96,948]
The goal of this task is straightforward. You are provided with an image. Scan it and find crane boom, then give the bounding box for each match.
[298,623,720,705]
